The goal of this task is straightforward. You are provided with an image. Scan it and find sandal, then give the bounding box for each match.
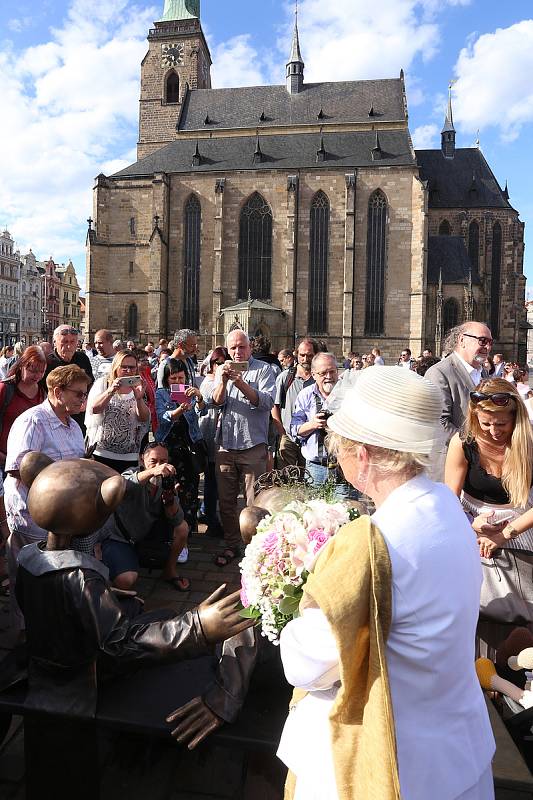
[214,548,238,567]
[164,576,191,592]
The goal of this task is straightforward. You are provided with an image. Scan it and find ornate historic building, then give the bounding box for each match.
[86,0,526,360]
[56,260,82,332]
[37,258,61,341]
[0,230,20,347]
[20,249,42,344]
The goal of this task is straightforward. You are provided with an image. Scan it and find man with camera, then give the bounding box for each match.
[98,442,190,592]
[290,352,353,498]
[206,329,276,566]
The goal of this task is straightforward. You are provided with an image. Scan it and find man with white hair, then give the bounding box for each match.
[156,328,198,388]
[44,325,93,430]
[426,321,492,443]
[290,352,355,498]
[205,330,276,566]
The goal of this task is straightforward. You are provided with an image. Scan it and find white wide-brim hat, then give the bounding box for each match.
[328,366,443,454]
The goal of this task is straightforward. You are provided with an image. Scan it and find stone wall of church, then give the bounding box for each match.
[87,163,430,360]
[427,207,526,360]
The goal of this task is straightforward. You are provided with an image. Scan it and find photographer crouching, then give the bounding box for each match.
[97,441,190,592]
[290,352,357,500]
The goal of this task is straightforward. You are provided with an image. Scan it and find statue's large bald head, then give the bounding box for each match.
[20,454,126,538]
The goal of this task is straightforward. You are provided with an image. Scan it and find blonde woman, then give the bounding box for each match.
[445,377,533,630]
[86,349,150,472]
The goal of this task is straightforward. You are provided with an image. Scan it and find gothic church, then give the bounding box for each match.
[86,0,526,360]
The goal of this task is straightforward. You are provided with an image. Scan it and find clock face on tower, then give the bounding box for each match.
[161,43,184,68]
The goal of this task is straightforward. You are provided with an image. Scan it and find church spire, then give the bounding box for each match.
[286,3,304,95]
[441,81,456,159]
[159,0,200,22]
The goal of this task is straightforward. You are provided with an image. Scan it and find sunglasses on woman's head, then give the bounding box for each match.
[470,391,513,407]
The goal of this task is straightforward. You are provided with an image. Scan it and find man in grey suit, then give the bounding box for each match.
[425,321,492,477]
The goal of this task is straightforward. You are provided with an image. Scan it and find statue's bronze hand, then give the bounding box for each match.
[196,585,253,644]
[166,697,222,749]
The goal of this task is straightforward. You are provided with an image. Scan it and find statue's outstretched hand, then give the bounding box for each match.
[166,697,222,749]
[196,585,254,644]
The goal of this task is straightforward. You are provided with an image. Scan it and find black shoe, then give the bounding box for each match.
[197,510,209,524]
[205,524,224,538]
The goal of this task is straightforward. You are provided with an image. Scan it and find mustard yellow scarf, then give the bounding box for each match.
[284,515,401,800]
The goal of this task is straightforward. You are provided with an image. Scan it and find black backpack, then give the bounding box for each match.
[277,366,297,410]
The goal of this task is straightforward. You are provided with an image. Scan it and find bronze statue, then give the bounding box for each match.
[15,453,253,717]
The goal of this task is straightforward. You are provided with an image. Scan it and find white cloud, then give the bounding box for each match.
[453,20,533,141]
[211,35,266,88]
[267,0,472,85]
[0,0,157,285]
[412,124,439,149]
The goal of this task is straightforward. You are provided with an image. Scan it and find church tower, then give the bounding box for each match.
[441,83,456,159]
[138,0,212,159]
[286,11,304,94]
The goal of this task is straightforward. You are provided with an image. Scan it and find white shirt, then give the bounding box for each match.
[456,352,482,387]
[278,475,495,800]
[5,399,85,540]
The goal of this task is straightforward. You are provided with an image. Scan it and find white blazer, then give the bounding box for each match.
[278,475,495,800]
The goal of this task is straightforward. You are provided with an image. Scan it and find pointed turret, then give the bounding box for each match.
[286,8,304,95]
[441,82,456,159]
[159,0,200,22]
[503,181,510,201]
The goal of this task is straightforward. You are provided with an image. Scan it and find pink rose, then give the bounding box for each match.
[307,529,330,553]
[263,531,280,556]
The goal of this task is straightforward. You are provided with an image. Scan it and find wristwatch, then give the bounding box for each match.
[503,524,520,540]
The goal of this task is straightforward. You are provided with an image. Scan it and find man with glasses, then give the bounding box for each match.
[398,348,414,369]
[272,338,319,470]
[290,353,353,497]
[426,322,493,476]
[157,329,198,388]
[4,365,89,628]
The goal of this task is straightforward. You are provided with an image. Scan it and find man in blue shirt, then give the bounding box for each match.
[206,330,276,565]
[290,352,355,499]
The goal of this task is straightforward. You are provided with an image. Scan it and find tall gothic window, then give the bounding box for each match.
[127,303,138,338]
[443,297,459,332]
[182,194,201,330]
[491,221,502,337]
[468,220,479,271]
[166,72,180,104]
[365,190,387,336]
[238,192,272,300]
[439,219,451,235]
[308,191,329,334]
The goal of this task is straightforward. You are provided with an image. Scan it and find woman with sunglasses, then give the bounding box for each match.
[86,349,150,473]
[198,347,229,536]
[445,378,533,640]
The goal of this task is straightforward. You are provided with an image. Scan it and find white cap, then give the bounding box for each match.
[328,366,443,454]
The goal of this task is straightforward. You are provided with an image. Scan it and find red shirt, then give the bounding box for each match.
[0,382,46,456]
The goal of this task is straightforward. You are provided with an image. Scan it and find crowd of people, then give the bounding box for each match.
[3,319,533,798]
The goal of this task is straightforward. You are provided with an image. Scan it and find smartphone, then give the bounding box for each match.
[170,383,190,404]
[117,375,142,388]
[229,361,249,373]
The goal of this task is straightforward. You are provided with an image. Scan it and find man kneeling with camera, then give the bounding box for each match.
[99,441,190,592]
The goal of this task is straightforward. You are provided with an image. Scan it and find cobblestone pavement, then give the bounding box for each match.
[0,527,286,800]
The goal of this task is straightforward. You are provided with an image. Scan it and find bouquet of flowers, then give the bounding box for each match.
[239,498,357,644]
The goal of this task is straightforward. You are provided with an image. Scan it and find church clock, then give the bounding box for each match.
[161,43,184,67]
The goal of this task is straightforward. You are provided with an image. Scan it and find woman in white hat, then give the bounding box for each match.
[277,366,495,800]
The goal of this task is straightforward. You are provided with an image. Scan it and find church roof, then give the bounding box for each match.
[416,148,511,209]
[114,129,415,177]
[178,79,406,131]
[427,236,480,285]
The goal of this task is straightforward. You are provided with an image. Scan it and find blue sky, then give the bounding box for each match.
[1,0,532,297]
